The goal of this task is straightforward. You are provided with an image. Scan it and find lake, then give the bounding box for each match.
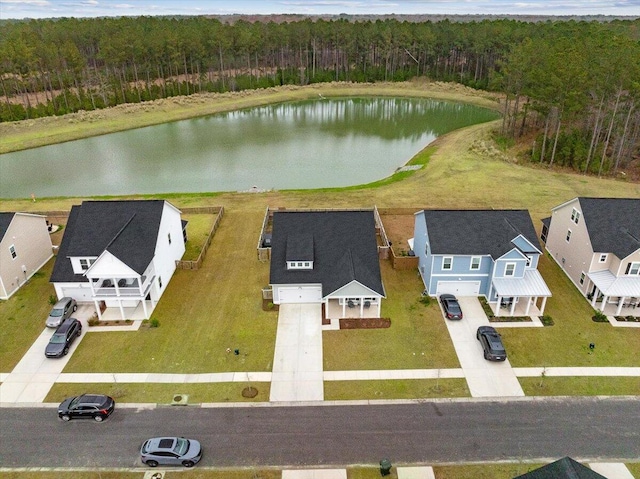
[0,98,499,198]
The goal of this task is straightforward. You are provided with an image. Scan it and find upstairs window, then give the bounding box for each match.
[505,263,516,277]
[9,244,16,259]
[571,208,581,224]
[168,233,172,245]
[579,272,585,285]
[627,262,640,276]
[566,229,572,242]
[599,254,608,263]
[287,261,313,270]
[470,257,481,270]
[79,258,96,271]
[442,257,453,270]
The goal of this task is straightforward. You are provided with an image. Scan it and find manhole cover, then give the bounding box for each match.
[242,387,258,398]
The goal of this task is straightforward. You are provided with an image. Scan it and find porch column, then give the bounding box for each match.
[142,299,149,319]
[94,299,102,320]
[89,280,96,296]
[360,299,364,318]
[496,296,502,317]
[510,299,516,316]
[377,301,381,318]
[600,296,608,312]
[342,301,346,318]
[540,296,547,315]
[616,297,625,316]
[591,288,598,307]
[525,297,532,316]
[118,300,125,320]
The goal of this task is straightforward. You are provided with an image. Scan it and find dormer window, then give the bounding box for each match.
[571,208,581,224]
[627,262,640,276]
[79,258,96,271]
[287,261,313,270]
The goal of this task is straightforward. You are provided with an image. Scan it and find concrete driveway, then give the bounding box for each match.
[441,297,524,397]
[270,303,324,402]
[0,304,93,403]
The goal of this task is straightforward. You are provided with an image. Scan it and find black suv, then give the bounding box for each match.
[476,325,507,361]
[58,394,115,422]
[45,318,82,358]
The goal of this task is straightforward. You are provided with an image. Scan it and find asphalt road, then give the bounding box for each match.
[1,397,639,469]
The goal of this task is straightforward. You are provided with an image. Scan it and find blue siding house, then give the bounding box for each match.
[413,210,551,316]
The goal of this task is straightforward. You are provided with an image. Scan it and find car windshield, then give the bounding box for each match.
[49,308,63,317]
[173,438,189,456]
[50,334,66,344]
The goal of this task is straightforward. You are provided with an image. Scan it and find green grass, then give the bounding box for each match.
[433,464,547,479]
[324,378,470,400]
[182,213,217,260]
[519,376,640,396]
[46,382,271,403]
[64,209,278,374]
[1,472,282,479]
[0,260,57,372]
[626,463,640,477]
[323,262,460,370]
[499,254,640,368]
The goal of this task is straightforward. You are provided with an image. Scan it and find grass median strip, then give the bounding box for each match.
[324,378,470,400]
[519,376,640,396]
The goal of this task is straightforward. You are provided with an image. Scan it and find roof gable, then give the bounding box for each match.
[578,197,640,259]
[422,210,541,260]
[0,212,16,242]
[269,211,384,296]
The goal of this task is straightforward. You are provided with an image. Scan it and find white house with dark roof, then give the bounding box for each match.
[269,210,386,319]
[50,200,185,320]
[542,197,640,316]
[0,212,53,299]
[413,209,551,316]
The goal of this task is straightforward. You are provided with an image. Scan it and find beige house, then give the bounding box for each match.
[542,197,640,317]
[0,212,53,299]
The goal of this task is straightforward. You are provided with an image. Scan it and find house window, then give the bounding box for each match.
[571,208,581,224]
[505,263,516,277]
[168,233,172,245]
[470,257,481,270]
[627,262,640,276]
[158,276,163,288]
[9,244,16,259]
[566,229,572,242]
[287,261,313,270]
[79,258,95,271]
[599,254,607,263]
[526,256,532,267]
[442,257,453,270]
[579,272,585,285]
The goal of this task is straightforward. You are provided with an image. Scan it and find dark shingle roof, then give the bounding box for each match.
[513,457,606,479]
[421,210,541,259]
[578,197,640,259]
[0,212,16,242]
[50,200,166,282]
[269,211,385,296]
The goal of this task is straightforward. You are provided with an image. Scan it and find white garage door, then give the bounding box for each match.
[61,285,93,302]
[436,281,480,296]
[277,286,322,303]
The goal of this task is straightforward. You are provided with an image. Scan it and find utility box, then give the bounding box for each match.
[379,458,392,476]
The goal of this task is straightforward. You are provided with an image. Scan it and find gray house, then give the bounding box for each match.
[413,209,551,316]
[269,210,386,319]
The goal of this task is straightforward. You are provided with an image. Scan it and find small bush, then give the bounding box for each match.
[150,318,160,328]
[592,311,608,322]
[267,302,274,310]
[419,296,431,306]
[88,317,99,326]
[48,294,57,305]
[540,315,554,326]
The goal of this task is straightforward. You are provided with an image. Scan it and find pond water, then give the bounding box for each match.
[0,98,499,198]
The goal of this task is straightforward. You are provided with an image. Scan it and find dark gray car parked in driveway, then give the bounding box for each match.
[45,318,81,358]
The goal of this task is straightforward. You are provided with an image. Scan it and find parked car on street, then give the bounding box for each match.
[140,436,202,467]
[476,325,507,361]
[45,318,81,358]
[58,394,115,422]
[46,297,77,328]
[439,294,463,320]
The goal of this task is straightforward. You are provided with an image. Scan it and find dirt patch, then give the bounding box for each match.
[380,214,416,255]
[339,318,391,329]
[262,298,279,312]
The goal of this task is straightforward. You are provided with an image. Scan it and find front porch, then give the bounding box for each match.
[325,297,381,319]
[587,270,640,317]
[489,269,552,317]
[99,300,156,321]
[489,297,545,317]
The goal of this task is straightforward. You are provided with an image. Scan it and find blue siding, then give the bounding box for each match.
[413,212,432,291]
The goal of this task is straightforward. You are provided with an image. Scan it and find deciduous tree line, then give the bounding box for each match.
[1,16,638,175]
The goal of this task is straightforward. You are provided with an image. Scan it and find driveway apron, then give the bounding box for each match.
[270,303,324,402]
[444,297,524,397]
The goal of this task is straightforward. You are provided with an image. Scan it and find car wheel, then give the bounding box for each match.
[61,414,71,422]
[483,350,489,360]
[77,329,82,336]
[63,347,69,355]
[93,415,104,422]
[146,460,159,467]
[182,460,195,468]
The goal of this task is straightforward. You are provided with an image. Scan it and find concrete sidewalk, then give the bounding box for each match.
[270,303,324,402]
[589,462,635,479]
[444,297,524,397]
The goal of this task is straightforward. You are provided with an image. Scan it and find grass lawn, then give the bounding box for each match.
[46,382,271,404]
[627,463,640,476]
[63,209,278,374]
[324,378,470,400]
[0,259,57,372]
[182,213,217,260]
[1,472,282,479]
[323,262,460,370]
[499,254,640,368]
[519,376,640,396]
[432,464,547,479]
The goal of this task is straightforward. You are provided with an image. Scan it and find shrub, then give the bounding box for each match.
[88,317,99,326]
[150,318,160,328]
[419,296,431,306]
[540,315,554,326]
[592,311,608,322]
[48,295,57,305]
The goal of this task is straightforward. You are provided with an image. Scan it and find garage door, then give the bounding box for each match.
[436,281,480,296]
[60,285,93,302]
[277,286,322,303]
